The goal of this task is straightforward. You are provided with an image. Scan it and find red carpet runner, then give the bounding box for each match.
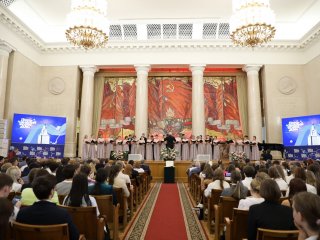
[144,184,188,240]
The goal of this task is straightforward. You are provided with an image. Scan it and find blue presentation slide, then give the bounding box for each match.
[282,114,320,147]
[12,113,67,145]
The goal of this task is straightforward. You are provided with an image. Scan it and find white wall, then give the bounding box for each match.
[40,66,81,157]
[304,55,320,115]
[262,65,307,143]
[4,51,81,157]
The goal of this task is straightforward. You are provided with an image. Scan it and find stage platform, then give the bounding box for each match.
[146,160,191,183]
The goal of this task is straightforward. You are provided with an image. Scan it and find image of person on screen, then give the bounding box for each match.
[37,125,50,144]
[307,124,320,146]
[164,132,176,149]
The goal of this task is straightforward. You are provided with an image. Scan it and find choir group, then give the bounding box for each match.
[82,133,260,161]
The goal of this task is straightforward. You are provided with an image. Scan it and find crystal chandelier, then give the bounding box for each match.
[229,0,276,48]
[65,0,109,50]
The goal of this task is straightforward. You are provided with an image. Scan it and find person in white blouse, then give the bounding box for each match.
[242,165,255,190]
[204,168,230,197]
[115,160,131,185]
[6,166,22,192]
[109,164,131,197]
[268,166,288,192]
[238,178,265,210]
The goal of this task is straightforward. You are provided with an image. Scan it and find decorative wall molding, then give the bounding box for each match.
[1,6,320,55]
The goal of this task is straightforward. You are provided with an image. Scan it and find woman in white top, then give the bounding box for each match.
[292,192,320,240]
[189,135,198,160]
[212,136,220,161]
[6,166,22,192]
[204,168,230,197]
[109,164,130,197]
[236,137,244,153]
[268,166,288,192]
[204,135,212,160]
[181,134,190,160]
[145,135,153,160]
[153,135,161,160]
[251,136,260,160]
[174,134,182,160]
[82,135,89,160]
[105,137,114,159]
[238,178,265,210]
[97,135,105,159]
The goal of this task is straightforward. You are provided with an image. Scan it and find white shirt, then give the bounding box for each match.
[12,182,22,192]
[306,184,317,195]
[274,178,288,191]
[134,168,145,173]
[305,236,318,240]
[114,176,130,197]
[242,177,253,190]
[238,197,264,210]
[118,171,131,185]
[204,180,230,197]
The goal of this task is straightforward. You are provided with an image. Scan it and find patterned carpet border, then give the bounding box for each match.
[178,182,208,240]
[124,182,161,240]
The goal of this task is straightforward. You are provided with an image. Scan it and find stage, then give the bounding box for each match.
[146,160,206,183]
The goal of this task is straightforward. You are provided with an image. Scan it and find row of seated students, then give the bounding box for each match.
[188,159,320,240]
[0,156,152,240]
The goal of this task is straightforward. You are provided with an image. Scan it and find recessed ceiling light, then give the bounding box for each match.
[0,0,16,7]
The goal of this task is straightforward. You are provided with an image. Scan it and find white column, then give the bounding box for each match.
[243,65,263,141]
[190,64,206,137]
[0,42,13,119]
[134,64,150,137]
[79,65,98,157]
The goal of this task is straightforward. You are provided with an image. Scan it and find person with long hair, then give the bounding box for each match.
[63,173,99,216]
[268,165,288,191]
[109,165,130,197]
[292,192,320,240]
[282,178,307,207]
[221,170,248,200]
[89,168,117,207]
[204,168,230,197]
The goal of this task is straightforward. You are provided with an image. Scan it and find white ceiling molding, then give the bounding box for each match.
[1,5,320,55]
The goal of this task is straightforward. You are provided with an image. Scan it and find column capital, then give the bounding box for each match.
[79,65,98,74]
[0,41,14,57]
[242,65,262,73]
[189,64,206,74]
[134,64,151,73]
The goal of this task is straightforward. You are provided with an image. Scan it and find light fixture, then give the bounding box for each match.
[229,0,276,48]
[65,0,109,50]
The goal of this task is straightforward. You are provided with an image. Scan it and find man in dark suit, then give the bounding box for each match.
[164,132,176,149]
[16,175,79,240]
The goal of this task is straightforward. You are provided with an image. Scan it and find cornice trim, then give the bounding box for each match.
[0,5,320,54]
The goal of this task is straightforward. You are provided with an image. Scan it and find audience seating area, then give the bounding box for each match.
[4,160,152,240]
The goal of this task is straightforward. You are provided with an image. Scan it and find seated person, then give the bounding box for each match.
[221,170,248,200]
[133,161,145,173]
[16,175,79,240]
[238,178,265,210]
[140,160,151,176]
[292,192,320,240]
[63,173,99,216]
[21,169,59,206]
[89,168,117,205]
[204,168,230,197]
[247,179,296,240]
[56,164,79,195]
